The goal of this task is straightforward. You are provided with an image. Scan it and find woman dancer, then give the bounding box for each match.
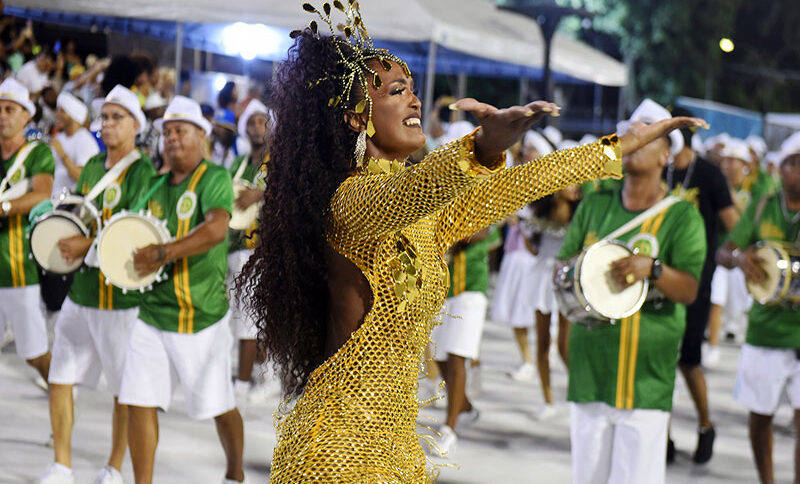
[237,3,702,482]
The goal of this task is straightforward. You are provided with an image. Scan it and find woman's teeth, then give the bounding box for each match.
[403,118,421,126]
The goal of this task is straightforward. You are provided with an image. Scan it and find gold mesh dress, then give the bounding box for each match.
[269,130,622,483]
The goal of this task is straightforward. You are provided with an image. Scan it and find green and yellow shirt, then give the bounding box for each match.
[68,152,156,310]
[140,161,233,333]
[558,187,706,411]
[0,142,54,287]
[227,153,267,252]
[727,192,800,348]
[447,227,498,297]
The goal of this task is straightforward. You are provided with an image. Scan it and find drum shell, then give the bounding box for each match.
[29,194,99,275]
[747,241,800,306]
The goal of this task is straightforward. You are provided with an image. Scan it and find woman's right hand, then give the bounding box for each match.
[451,98,560,167]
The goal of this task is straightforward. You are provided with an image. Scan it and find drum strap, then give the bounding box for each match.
[0,141,38,200]
[602,196,680,242]
[232,155,248,182]
[84,150,141,204]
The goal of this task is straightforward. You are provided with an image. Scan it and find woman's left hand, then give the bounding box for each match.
[451,98,560,166]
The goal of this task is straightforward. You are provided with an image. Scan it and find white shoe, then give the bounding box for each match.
[509,362,535,381]
[532,404,558,421]
[457,407,480,427]
[40,463,75,484]
[703,344,721,367]
[92,466,123,484]
[34,374,49,392]
[435,425,458,457]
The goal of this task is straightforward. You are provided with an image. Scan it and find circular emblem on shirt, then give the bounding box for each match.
[629,233,660,258]
[736,190,751,210]
[9,166,24,184]
[176,191,198,220]
[103,183,122,209]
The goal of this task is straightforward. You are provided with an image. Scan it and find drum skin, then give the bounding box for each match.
[229,180,260,230]
[96,212,171,292]
[30,214,85,273]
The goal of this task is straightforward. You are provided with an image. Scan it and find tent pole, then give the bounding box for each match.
[423,40,437,124]
[174,21,183,96]
[456,73,467,121]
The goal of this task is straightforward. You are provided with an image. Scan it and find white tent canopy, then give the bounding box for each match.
[9,0,626,87]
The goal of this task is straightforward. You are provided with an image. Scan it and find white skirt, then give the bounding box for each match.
[530,256,558,315]
[490,249,539,327]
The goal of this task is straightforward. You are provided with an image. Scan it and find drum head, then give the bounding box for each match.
[748,245,782,303]
[30,215,84,274]
[98,215,166,289]
[229,183,260,230]
[579,242,646,320]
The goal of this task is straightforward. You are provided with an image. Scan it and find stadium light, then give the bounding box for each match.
[719,38,734,53]
[222,22,283,60]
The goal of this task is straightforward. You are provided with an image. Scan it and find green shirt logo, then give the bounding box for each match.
[9,167,24,184]
[103,183,122,209]
[177,191,197,220]
[629,233,660,258]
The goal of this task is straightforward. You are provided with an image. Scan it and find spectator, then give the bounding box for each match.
[16,48,54,97]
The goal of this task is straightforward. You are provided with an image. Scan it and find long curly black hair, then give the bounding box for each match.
[236,30,363,398]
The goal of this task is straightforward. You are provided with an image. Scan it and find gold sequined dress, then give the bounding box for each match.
[269,131,621,483]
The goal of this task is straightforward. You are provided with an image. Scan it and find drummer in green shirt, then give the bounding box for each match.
[717,148,800,484]
[557,99,707,484]
[120,96,246,484]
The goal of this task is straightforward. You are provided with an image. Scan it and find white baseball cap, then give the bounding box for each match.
[616,98,684,157]
[719,138,753,164]
[92,85,147,134]
[237,99,270,140]
[155,95,212,137]
[56,91,88,125]
[0,78,36,117]
[523,130,554,157]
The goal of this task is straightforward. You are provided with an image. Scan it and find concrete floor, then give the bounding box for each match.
[1,320,795,483]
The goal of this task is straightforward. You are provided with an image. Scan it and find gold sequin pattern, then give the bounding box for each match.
[268,131,622,483]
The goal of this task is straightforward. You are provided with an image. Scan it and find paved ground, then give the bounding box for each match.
[1,319,795,483]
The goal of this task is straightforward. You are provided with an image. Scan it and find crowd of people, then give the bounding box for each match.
[1,3,799,484]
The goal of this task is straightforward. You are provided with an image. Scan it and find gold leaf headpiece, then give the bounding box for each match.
[291,0,411,138]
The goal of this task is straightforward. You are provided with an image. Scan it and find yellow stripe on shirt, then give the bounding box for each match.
[625,312,641,409]
[174,163,208,333]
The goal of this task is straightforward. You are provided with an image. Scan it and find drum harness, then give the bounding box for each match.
[0,141,39,231]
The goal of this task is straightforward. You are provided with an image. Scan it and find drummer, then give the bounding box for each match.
[228,99,270,408]
[556,99,706,484]
[42,85,155,484]
[122,96,245,483]
[0,78,55,383]
[717,147,800,484]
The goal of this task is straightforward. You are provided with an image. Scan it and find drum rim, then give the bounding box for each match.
[749,241,792,304]
[576,239,649,320]
[96,211,172,291]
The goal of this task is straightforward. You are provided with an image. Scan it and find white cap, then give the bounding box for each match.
[617,98,683,157]
[704,132,731,152]
[691,133,706,157]
[579,134,598,145]
[237,99,269,140]
[780,131,800,155]
[746,134,767,159]
[56,91,88,125]
[92,85,147,134]
[144,92,168,111]
[154,96,212,137]
[0,78,36,117]
[441,120,475,144]
[719,138,752,163]
[523,130,554,157]
[542,125,563,147]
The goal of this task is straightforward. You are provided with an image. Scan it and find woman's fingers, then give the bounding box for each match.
[450,98,497,119]
[672,116,710,130]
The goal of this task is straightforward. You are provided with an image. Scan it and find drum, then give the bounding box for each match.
[96,210,172,293]
[746,241,800,306]
[29,192,100,274]
[229,179,261,230]
[554,240,649,326]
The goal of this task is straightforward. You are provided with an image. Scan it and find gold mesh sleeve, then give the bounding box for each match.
[436,134,622,250]
[328,130,503,241]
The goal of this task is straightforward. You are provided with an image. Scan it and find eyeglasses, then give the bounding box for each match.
[100,112,131,124]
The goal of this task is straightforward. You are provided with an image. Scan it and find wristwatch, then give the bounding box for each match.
[1,200,11,216]
[650,258,663,281]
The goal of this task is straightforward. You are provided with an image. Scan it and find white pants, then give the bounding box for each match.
[48,298,138,395]
[431,292,488,361]
[0,285,48,359]
[227,250,258,340]
[570,402,669,484]
[734,343,800,415]
[118,315,236,420]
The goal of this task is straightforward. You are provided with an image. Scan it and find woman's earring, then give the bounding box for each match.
[354,130,367,167]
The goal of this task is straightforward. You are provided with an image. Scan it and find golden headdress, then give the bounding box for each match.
[291,1,411,138]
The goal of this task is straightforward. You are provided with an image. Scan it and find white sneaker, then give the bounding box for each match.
[92,466,123,484]
[703,344,721,367]
[509,362,535,381]
[435,425,458,457]
[34,374,49,392]
[532,404,558,421]
[457,407,480,427]
[40,463,75,484]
